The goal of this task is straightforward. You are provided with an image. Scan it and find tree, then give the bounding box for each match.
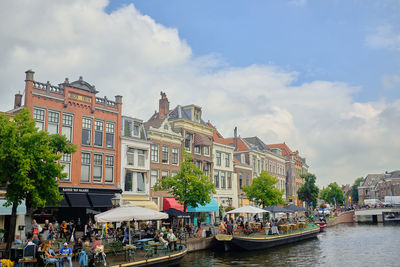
[319,182,344,205]
[0,108,76,251]
[242,170,284,207]
[297,173,319,209]
[351,177,364,204]
[154,153,215,212]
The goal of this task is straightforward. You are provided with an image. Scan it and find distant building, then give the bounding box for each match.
[357,174,385,201]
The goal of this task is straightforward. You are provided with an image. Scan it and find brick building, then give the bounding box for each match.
[9,70,122,223]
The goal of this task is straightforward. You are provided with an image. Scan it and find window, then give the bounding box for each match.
[214,171,219,188]
[106,122,115,148]
[172,171,178,177]
[82,118,92,145]
[162,170,169,178]
[33,108,45,131]
[185,133,192,151]
[239,173,243,189]
[203,146,210,156]
[194,146,201,154]
[204,163,210,176]
[133,125,139,136]
[162,146,169,164]
[81,152,90,182]
[225,153,230,167]
[151,170,158,188]
[137,173,145,192]
[47,111,59,134]
[195,161,201,170]
[105,155,114,182]
[94,121,103,146]
[246,174,250,186]
[172,148,179,165]
[127,148,134,166]
[227,172,232,189]
[124,171,133,192]
[216,152,221,166]
[62,113,73,142]
[60,154,71,181]
[221,171,226,189]
[151,145,159,162]
[93,154,103,182]
[138,150,145,167]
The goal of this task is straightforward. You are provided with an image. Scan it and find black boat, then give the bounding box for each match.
[215,223,320,251]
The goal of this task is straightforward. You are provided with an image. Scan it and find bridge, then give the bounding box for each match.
[355,208,400,223]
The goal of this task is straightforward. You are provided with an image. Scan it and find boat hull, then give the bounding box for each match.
[215,227,320,251]
[109,248,187,267]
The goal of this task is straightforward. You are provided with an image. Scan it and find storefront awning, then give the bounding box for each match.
[88,193,113,208]
[0,199,26,215]
[163,198,184,211]
[187,198,218,213]
[67,193,91,207]
[125,200,159,211]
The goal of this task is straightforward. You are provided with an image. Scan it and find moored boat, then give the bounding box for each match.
[215,223,320,251]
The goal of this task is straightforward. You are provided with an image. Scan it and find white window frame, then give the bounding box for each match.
[94,120,104,147]
[172,147,179,165]
[151,169,158,188]
[105,155,114,183]
[81,152,91,182]
[47,110,60,134]
[162,146,169,164]
[33,108,45,131]
[82,117,92,146]
[203,146,210,156]
[62,113,73,142]
[93,154,103,183]
[127,147,134,166]
[151,145,159,163]
[216,152,221,166]
[138,150,145,167]
[194,145,201,155]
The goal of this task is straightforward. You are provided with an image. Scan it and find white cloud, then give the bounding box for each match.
[366,25,400,51]
[0,0,399,187]
[382,74,400,89]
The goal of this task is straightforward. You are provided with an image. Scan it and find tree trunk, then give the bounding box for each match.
[7,203,17,258]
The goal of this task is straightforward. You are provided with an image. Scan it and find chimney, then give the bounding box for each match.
[25,69,34,81]
[14,92,22,109]
[158,91,169,119]
[234,126,238,151]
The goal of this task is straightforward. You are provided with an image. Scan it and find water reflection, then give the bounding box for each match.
[181,224,400,267]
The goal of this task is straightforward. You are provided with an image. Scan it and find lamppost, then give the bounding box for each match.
[111,194,121,208]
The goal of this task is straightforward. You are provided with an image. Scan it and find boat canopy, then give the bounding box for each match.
[263,205,292,213]
[285,204,307,212]
[187,197,218,212]
[227,205,268,214]
[95,205,168,222]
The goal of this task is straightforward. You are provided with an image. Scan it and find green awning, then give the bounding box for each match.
[0,199,26,215]
[187,198,218,212]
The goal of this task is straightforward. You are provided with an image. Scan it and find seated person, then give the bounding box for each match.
[158,233,168,248]
[153,231,160,242]
[32,234,40,246]
[44,244,60,267]
[73,237,83,254]
[219,222,227,234]
[167,229,177,251]
[59,242,73,267]
[94,239,106,263]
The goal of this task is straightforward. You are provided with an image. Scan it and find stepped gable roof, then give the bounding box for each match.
[66,76,98,94]
[244,136,270,151]
[268,143,294,160]
[361,174,385,187]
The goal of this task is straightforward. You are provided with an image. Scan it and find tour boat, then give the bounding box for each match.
[215,223,320,251]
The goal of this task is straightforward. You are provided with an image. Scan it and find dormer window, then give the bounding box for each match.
[194,109,201,122]
[133,125,139,136]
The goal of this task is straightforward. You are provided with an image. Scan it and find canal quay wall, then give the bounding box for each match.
[327,210,355,227]
[186,236,215,252]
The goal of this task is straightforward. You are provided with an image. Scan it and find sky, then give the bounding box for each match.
[0,0,399,187]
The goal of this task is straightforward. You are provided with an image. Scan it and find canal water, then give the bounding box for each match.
[180,223,400,267]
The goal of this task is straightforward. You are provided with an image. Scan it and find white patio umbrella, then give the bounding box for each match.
[226,205,268,214]
[94,205,168,245]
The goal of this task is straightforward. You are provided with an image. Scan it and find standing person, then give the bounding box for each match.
[59,242,73,267]
[48,223,54,240]
[60,221,68,241]
[84,219,92,242]
[68,220,76,243]
[31,219,40,236]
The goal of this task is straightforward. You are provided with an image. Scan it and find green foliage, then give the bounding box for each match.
[154,153,215,210]
[319,182,344,205]
[242,170,284,207]
[297,173,319,209]
[0,108,76,247]
[351,177,364,203]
